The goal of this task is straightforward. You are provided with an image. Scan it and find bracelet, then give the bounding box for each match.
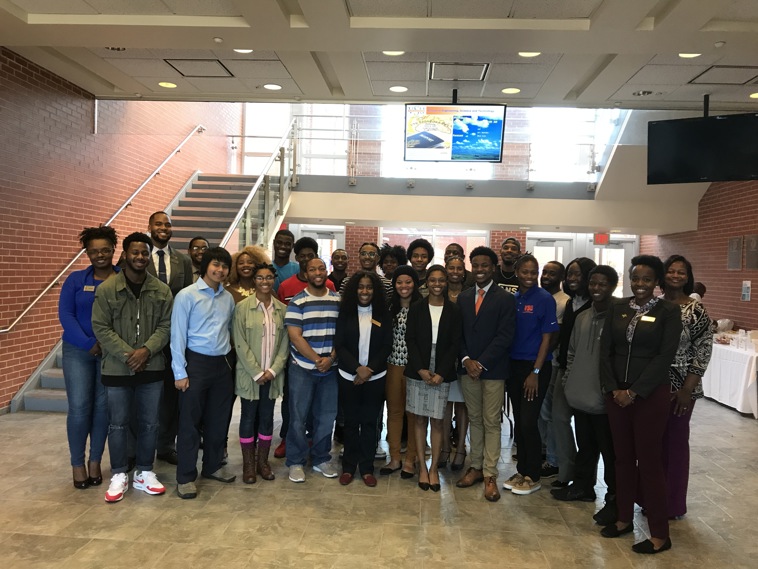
[626,389,636,402]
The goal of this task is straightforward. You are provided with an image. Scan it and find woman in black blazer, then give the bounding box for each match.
[334,271,393,487]
[599,255,682,555]
[406,265,462,492]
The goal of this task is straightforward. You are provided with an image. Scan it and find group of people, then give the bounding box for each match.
[59,220,712,555]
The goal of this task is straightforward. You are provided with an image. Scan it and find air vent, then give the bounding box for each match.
[430,62,489,81]
[165,59,233,78]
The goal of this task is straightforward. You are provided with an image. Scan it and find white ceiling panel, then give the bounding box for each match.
[487,63,555,83]
[429,0,516,19]
[347,0,428,18]
[691,66,758,85]
[10,0,94,13]
[492,53,562,66]
[366,61,428,81]
[147,49,219,59]
[212,50,280,61]
[104,58,181,77]
[628,64,710,86]
[666,83,745,103]
[133,76,200,93]
[239,78,303,95]
[84,0,170,14]
[483,83,542,99]
[427,81,484,98]
[610,84,673,102]
[647,54,722,66]
[713,0,758,22]
[184,77,251,93]
[511,0,602,19]
[166,59,232,78]
[363,52,429,63]
[222,60,292,79]
[370,80,427,97]
[160,0,240,17]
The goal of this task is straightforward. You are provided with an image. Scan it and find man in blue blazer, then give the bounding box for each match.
[456,246,516,502]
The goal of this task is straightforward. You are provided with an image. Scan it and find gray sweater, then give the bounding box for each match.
[563,305,607,415]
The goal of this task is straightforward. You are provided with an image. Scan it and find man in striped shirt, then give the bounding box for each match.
[284,257,341,483]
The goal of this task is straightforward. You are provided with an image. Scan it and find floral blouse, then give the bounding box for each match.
[388,306,409,366]
[669,299,712,400]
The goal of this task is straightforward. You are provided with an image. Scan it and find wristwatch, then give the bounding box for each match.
[532,368,540,375]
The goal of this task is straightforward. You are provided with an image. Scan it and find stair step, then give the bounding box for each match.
[171,207,239,217]
[40,368,66,390]
[178,198,245,209]
[169,216,234,228]
[198,174,258,183]
[56,352,63,368]
[24,389,68,413]
[190,183,257,192]
[185,189,252,199]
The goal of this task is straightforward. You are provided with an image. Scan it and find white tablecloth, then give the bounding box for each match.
[701,343,758,419]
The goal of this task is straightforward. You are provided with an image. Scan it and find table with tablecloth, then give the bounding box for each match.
[701,342,758,419]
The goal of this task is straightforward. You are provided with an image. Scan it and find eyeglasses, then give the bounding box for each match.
[191,246,208,252]
[86,248,114,256]
[254,275,275,282]
[359,251,378,258]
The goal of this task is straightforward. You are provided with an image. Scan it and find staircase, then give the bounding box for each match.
[22,346,67,412]
[169,173,264,250]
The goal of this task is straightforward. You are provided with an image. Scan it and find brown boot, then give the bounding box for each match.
[257,442,275,481]
[241,443,256,484]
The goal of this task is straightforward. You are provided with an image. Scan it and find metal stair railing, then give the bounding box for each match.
[0,124,206,334]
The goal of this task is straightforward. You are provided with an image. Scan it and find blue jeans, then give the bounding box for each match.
[106,381,162,474]
[285,363,337,468]
[538,368,558,466]
[62,341,108,467]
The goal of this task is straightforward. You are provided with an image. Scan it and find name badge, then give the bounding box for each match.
[83,285,95,292]
[371,319,382,327]
[641,315,656,322]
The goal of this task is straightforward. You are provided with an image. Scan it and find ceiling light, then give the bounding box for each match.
[714,41,726,48]
[263,83,282,90]
[678,53,701,59]
[519,226,531,230]
[234,49,253,54]
[750,93,758,99]
[501,88,521,94]
[213,37,224,44]
[105,47,126,51]
[382,51,405,56]
[518,52,541,58]
[389,85,408,93]
[158,82,177,89]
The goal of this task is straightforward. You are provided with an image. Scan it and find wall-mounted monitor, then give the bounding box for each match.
[404,104,506,162]
[647,113,758,184]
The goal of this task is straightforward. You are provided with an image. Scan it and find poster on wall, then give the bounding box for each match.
[727,236,743,270]
[745,235,758,269]
[742,281,751,302]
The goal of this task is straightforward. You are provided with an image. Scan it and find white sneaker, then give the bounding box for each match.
[313,461,339,478]
[289,465,306,483]
[511,475,541,495]
[104,472,129,503]
[133,470,166,495]
[374,444,387,459]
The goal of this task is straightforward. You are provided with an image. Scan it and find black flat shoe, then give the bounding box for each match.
[601,523,634,538]
[632,538,672,555]
[418,482,430,491]
[73,478,89,490]
[379,464,402,475]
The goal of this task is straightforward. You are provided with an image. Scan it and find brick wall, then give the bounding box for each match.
[0,48,243,410]
[639,180,758,330]
[490,230,528,254]
[344,225,380,274]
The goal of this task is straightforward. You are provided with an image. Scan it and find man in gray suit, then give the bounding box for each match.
[147,211,194,465]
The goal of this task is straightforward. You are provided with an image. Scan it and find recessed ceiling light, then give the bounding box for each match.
[158,82,177,89]
[213,37,224,44]
[389,85,408,93]
[263,83,282,90]
[501,88,521,94]
[234,49,253,54]
[750,92,758,99]
[678,53,701,58]
[518,52,541,58]
[382,51,405,56]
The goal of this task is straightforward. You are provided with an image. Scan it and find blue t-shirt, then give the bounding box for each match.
[512,286,559,361]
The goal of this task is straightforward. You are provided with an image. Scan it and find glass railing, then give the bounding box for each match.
[220,119,298,253]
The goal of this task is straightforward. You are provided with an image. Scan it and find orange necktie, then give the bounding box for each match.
[475,288,485,315]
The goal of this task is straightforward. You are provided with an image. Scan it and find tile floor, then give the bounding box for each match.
[0,398,756,568]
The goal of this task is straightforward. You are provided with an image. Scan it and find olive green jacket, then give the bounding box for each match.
[91,271,173,376]
[233,295,289,401]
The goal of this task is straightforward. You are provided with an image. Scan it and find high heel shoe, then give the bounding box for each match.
[451,450,466,472]
[400,460,416,480]
[72,465,89,490]
[437,450,450,469]
[87,461,103,486]
[418,482,430,491]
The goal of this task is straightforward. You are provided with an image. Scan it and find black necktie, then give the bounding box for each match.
[157,250,167,283]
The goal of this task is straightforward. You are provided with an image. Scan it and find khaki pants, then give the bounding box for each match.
[460,374,505,478]
[385,364,417,463]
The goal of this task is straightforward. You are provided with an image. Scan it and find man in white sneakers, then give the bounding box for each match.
[92,232,173,503]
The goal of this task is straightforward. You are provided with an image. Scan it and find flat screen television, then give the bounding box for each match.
[404,104,506,162]
[647,113,758,184]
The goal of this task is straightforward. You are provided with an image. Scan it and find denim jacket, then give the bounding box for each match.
[92,271,173,376]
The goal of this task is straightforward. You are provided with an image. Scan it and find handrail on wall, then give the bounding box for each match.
[219,118,296,249]
[0,124,206,334]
